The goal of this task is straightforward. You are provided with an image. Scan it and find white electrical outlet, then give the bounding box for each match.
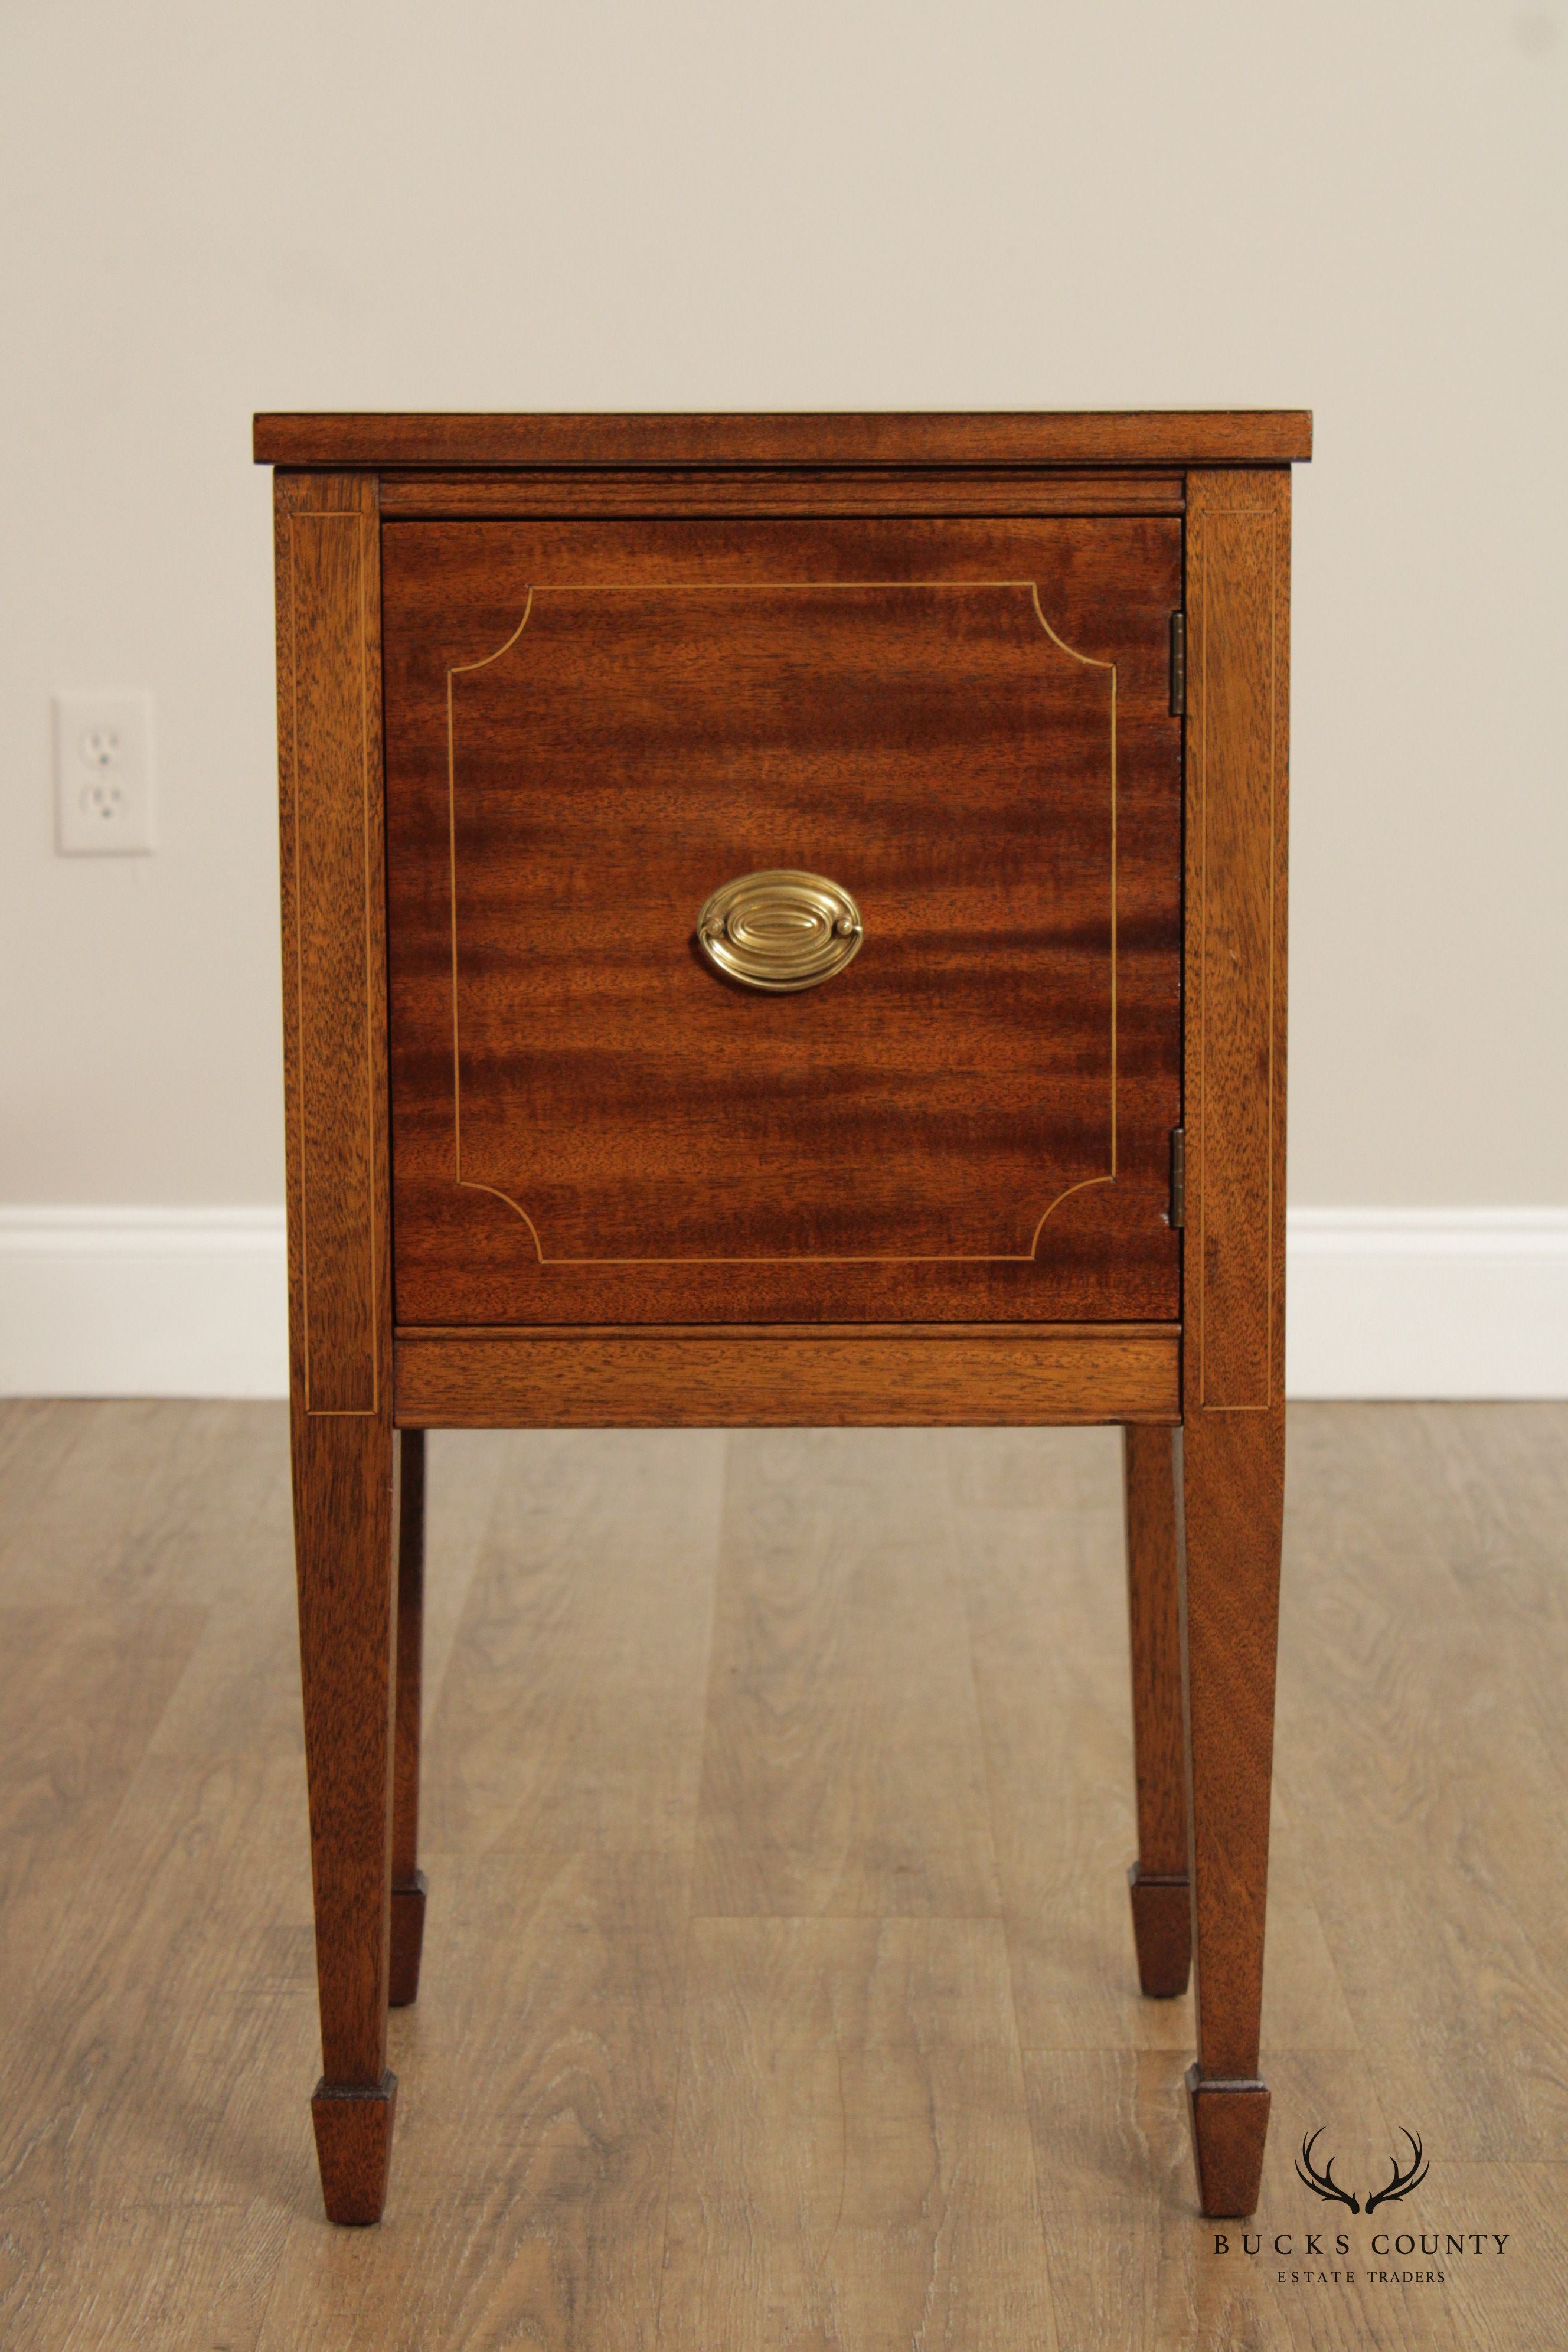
[54,694,156,854]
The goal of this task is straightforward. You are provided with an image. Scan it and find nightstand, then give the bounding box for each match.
[258,407,1308,2224]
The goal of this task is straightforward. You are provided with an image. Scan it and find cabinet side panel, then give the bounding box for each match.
[1184,471,1289,1412]
[274,474,387,1414]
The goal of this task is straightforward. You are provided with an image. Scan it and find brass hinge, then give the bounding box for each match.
[1170,611,1186,717]
[1169,1127,1186,1229]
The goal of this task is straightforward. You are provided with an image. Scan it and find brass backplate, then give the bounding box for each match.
[697,868,864,994]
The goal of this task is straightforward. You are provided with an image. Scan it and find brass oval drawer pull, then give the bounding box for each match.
[697,869,864,994]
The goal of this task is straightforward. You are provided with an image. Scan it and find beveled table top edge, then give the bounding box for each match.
[253,409,1314,471]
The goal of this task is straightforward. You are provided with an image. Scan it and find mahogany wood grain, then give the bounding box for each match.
[1186,471,1291,1410]
[274,474,385,1412]
[293,1416,400,2223]
[1180,1414,1285,2067]
[1185,2065,1272,2223]
[393,1323,1180,1429]
[1177,469,1292,2217]
[260,416,1306,2231]
[389,1428,427,2008]
[377,468,1184,520]
[275,470,401,2223]
[254,409,1312,469]
[383,515,1182,1328]
[1122,1425,1191,1998]
[310,2072,397,2230]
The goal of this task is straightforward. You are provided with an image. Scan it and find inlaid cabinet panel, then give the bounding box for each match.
[384,517,1182,1328]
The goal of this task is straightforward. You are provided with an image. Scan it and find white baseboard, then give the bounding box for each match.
[1284,1208,1568,1399]
[0,1208,289,1399]
[1,1206,1564,1403]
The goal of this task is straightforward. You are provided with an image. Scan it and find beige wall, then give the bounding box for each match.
[2,1,1564,1210]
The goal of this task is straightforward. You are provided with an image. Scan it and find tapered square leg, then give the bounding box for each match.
[390,1429,428,2008]
[1176,463,1291,2216]
[311,2071,399,2227]
[276,469,402,2225]
[1122,1426,1191,1997]
[390,1873,427,2009]
[293,1413,401,2226]
[1178,1412,1284,2219]
[1127,1866,1192,2000]
[1186,2067,1272,2219]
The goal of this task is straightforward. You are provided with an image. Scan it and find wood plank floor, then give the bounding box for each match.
[0,1403,1563,2348]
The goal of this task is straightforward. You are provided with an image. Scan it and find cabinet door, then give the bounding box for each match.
[383,514,1181,1327]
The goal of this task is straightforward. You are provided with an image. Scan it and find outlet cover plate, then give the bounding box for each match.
[54,693,156,854]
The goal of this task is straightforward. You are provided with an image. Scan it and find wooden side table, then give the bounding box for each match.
[257,409,1308,2226]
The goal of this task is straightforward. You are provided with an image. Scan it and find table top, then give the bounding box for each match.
[253,410,1312,471]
